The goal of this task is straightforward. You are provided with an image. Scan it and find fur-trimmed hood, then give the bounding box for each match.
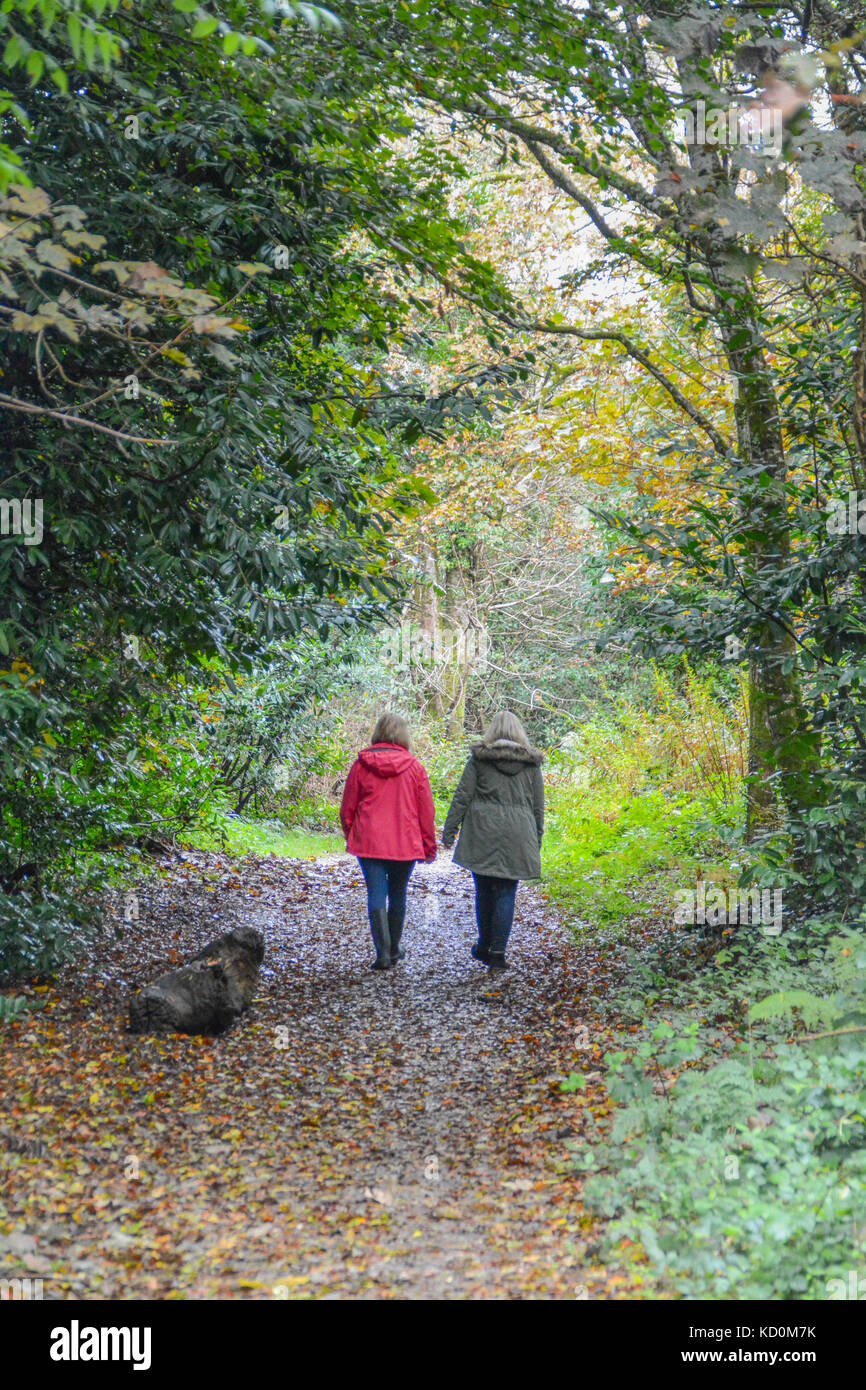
[471,738,544,773]
[442,736,545,876]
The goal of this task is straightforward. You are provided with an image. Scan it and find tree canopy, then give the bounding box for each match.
[4,0,866,959]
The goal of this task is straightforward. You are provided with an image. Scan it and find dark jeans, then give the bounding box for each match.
[472,873,519,955]
[357,857,414,936]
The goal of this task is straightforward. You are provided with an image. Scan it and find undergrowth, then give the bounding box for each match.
[567,915,866,1299]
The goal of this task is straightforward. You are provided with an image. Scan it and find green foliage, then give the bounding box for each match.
[328,0,866,907]
[543,784,731,930]
[560,663,746,808]
[0,0,527,973]
[279,796,341,833]
[413,726,475,822]
[539,670,743,929]
[748,988,839,1030]
[0,878,99,981]
[183,815,342,858]
[0,991,36,1024]
[570,918,866,1298]
[201,637,359,815]
[0,0,338,187]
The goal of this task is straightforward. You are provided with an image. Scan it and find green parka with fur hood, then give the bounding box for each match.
[442,737,544,880]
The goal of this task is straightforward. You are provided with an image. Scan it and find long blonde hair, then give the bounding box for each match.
[370,711,411,750]
[481,710,530,749]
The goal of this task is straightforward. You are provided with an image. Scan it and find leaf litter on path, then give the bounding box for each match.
[0,850,650,1299]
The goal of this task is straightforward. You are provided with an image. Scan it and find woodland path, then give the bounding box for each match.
[0,850,637,1300]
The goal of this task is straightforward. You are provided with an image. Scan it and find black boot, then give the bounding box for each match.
[369,907,392,970]
[388,904,406,963]
[487,885,516,972]
[473,903,491,964]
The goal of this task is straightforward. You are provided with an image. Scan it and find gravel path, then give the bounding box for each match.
[0,850,621,1300]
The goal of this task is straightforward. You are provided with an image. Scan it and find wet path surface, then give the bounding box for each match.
[0,852,619,1299]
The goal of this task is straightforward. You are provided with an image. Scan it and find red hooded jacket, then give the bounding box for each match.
[340,743,437,861]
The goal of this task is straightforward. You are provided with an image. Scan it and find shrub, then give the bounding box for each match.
[568,916,866,1298]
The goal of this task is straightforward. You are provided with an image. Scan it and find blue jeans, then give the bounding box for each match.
[472,873,518,955]
[357,857,414,936]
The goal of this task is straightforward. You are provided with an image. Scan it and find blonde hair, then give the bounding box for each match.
[370,712,411,750]
[481,710,531,749]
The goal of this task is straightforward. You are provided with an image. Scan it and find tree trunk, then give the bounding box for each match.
[723,309,820,839]
[674,54,820,842]
[128,927,264,1035]
[441,565,467,735]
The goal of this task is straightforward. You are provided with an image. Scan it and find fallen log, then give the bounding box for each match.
[128,927,264,1036]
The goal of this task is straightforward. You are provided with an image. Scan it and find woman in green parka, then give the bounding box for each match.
[441,710,544,972]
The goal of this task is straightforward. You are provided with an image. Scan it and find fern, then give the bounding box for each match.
[748,989,840,1029]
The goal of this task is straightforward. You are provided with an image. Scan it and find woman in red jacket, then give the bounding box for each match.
[340,712,437,970]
